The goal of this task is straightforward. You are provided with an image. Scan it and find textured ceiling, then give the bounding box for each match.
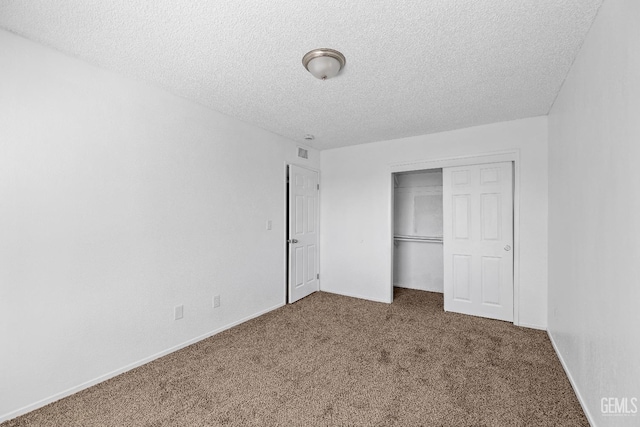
[0,0,602,150]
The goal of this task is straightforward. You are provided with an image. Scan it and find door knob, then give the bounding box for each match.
[504,245,511,251]
[288,239,299,244]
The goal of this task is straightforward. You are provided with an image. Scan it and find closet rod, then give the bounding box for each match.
[393,235,443,243]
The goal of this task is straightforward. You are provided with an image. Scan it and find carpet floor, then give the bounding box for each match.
[3,288,587,426]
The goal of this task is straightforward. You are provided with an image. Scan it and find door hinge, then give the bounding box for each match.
[316,273,319,279]
[317,184,319,190]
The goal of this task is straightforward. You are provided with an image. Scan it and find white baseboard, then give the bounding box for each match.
[393,283,444,293]
[0,302,285,424]
[517,321,547,330]
[320,289,390,304]
[547,330,596,427]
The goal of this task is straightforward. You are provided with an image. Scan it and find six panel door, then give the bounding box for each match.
[443,162,514,322]
[288,165,319,303]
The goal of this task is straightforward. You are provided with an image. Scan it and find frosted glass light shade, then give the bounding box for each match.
[307,56,341,80]
[302,48,346,80]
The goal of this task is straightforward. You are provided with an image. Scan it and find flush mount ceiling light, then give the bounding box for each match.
[302,48,346,80]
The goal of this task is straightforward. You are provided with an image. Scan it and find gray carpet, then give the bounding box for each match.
[3,288,587,426]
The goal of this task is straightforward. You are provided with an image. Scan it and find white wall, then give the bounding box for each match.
[548,0,640,425]
[0,30,318,421]
[320,116,548,328]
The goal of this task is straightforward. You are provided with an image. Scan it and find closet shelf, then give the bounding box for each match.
[394,235,443,243]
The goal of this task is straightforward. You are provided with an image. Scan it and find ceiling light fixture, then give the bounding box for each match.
[302,48,346,80]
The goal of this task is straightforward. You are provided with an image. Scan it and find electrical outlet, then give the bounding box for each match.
[174,305,184,320]
[266,220,272,230]
[213,295,221,308]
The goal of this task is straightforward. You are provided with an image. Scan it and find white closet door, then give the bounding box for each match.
[443,162,513,322]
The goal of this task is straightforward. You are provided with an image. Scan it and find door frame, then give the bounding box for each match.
[284,162,321,304]
[388,150,521,325]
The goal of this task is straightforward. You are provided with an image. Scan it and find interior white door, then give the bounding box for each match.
[288,165,319,303]
[443,162,513,322]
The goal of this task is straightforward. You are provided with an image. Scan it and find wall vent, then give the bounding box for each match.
[297,147,309,159]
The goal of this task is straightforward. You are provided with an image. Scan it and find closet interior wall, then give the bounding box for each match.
[393,169,444,293]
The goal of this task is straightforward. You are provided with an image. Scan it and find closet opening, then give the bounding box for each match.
[392,169,444,296]
[390,160,516,324]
